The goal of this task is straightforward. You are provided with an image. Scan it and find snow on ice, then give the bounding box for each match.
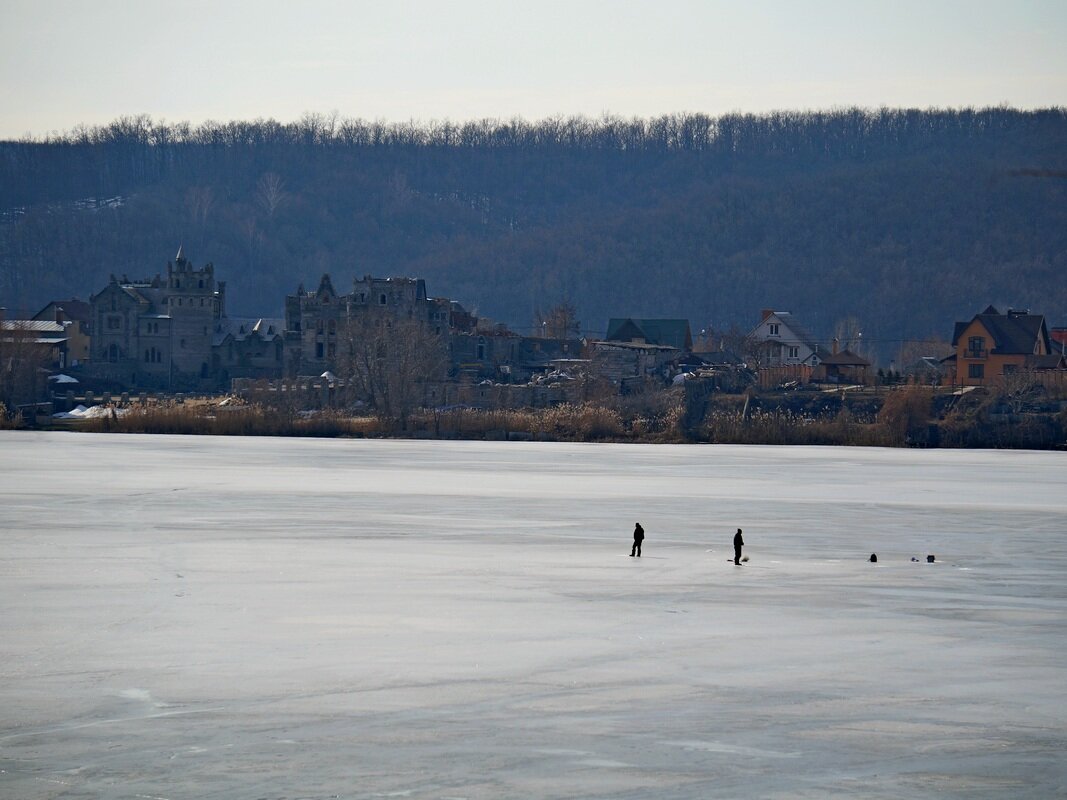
[1,431,1065,798]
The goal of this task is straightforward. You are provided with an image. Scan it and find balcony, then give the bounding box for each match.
[965,348,987,359]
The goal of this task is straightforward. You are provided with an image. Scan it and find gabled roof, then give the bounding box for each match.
[819,349,870,367]
[771,312,820,351]
[33,299,90,323]
[749,311,821,352]
[605,318,692,350]
[315,274,336,299]
[952,307,1050,354]
[212,317,285,346]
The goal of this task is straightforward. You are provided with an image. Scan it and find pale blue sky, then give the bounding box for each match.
[1,0,1064,138]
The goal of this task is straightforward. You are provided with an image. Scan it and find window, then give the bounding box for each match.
[968,364,985,380]
[768,323,780,336]
[198,280,204,289]
[107,315,121,330]
[315,342,324,358]
[787,346,799,359]
[967,336,986,358]
[328,320,336,335]
[379,293,387,305]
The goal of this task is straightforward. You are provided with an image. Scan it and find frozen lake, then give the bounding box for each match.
[2,431,1066,799]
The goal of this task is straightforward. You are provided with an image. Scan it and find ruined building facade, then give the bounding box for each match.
[283,275,453,376]
[86,250,582,392]
[90,249,226,388]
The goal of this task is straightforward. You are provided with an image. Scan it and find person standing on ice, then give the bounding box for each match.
[733,528,745,565]
[631,523,645,557]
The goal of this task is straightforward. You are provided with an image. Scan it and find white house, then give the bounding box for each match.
[747,310,823,367]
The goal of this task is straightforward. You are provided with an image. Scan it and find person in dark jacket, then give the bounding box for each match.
[733,528,744,565]
[631,523,645,557]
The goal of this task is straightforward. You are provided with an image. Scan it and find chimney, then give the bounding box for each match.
[832,337,839,355]
[761,309,774,322]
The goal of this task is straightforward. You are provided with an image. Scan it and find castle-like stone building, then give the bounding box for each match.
[90,248,226,388]
[283,274,454,376]
[86,248,584,392]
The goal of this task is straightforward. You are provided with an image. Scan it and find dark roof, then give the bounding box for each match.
[683,350,743,367]
[593,339,677,353]
[771,312,821,351]
[1027,353,1067,370]
[605,318,692,350]
[213,317,284,346]
[33,299,90,323]
[952,307,1050,354]
[820,349,870,367]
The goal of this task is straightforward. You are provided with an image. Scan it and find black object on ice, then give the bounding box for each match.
[733,528,744,565]
[927,554,935,563]
[869,553,878,562]
[631,522,644,557]
[911,557,920,562]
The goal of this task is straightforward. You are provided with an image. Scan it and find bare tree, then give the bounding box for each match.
[833,315,865,355]
[535,301,581,339]
[184,186,214,252]
[342,314,448,430]
[998,365,1041,414]
[239,215,261,276]
[255,172,288,219]
[0,321,50,415]
[698,323,748,355]
[897,336,953,367]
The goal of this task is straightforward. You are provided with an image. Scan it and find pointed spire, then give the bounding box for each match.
[175,244,185,263]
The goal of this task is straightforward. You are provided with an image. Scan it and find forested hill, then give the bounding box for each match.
[2,108,1065,359]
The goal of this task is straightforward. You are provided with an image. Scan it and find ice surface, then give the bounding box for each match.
[1,431,1066,799]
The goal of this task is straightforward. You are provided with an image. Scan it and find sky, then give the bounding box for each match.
[1,0,1065,139]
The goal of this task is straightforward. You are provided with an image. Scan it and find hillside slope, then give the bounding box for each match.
[1,108,1065,360]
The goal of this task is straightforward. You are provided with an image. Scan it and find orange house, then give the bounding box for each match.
[949,306,1057,386]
